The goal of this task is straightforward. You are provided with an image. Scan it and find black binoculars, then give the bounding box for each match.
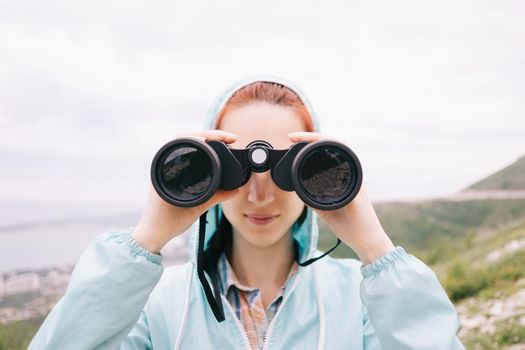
[151,137,362,210]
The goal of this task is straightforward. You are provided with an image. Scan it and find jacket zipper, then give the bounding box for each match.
[221,294,252,350]
[262,274,302,350]
[194,226,250,349]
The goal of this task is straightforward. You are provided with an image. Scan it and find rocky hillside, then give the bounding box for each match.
[318,154,525,349]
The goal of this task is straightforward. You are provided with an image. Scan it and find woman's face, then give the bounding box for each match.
[218,101,307,249]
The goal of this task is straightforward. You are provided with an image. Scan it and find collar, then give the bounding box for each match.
[216,252,299,297]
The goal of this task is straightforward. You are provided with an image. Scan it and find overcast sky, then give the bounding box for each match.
[1,0,524,216]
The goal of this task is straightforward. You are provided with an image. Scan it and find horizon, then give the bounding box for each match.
[1,151,523,228]
[1,1,524,217]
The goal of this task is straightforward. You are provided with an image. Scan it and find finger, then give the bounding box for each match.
[288,132,326,143]
[178,130,238,144]
[288,132,345,144]
[202,130,239,143]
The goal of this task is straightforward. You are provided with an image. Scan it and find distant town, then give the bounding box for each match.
[0,227,190,325]
[0,265,72,324]
[0,247,188,326]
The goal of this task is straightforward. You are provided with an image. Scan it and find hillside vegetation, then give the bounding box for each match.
[2,154,524,349]
[318,154,525,349]
[318,198,525,264]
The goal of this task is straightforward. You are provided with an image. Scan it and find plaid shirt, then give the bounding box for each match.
[217,252,299,350]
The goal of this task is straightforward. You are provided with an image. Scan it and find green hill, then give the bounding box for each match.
[318,153,525,262]
[317,153,525,349]
[318,201,525,348]
[466,155,525,191]
[3,153,524,350]
[375,198,525,263]
[318,198,525,262]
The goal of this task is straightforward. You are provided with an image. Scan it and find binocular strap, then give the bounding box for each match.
[295,238,342,267]
[197,211,226,322]
[197,211,342,323]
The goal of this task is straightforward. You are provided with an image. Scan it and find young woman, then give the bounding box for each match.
[30,76,465,349]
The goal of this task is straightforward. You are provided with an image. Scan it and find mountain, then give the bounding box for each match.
[3,154,524,349]
[465,155,525,191]
[317,153,525,349]
[318,154,525,263]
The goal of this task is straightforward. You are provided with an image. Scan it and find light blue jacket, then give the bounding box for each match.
[30,76,465,349]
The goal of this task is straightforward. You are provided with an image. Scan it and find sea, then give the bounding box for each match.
[0,201,188,272]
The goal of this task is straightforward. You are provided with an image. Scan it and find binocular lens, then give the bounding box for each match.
[297,146,353,205]
[160,146,214,201]
[152,138,361,209]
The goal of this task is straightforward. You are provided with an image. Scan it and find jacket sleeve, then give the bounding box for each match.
[29,227,163,350]
[360,246,465,350]
[362,305,382,350]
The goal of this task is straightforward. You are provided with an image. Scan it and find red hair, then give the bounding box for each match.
[214,82,315,132]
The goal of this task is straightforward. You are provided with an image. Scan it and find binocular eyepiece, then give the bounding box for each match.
[151,137,363,210]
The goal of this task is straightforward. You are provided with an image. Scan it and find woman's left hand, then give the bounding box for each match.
[288,132,395,265]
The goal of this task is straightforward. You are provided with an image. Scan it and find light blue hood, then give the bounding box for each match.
[187,75,322,265]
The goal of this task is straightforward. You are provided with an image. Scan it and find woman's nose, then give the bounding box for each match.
[246,172,275,206]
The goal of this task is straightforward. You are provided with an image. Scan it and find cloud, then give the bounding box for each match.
[0,0,524,204]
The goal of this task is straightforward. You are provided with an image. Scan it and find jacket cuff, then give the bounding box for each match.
[117,227,163,265]
[360,246,407,278]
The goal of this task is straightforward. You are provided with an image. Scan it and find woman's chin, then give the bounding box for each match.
[245,236,284,249]
[235,224,290,247]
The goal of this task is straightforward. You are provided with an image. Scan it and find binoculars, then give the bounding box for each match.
[151,137,362,210]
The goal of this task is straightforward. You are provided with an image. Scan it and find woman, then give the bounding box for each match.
[30,76,465,349]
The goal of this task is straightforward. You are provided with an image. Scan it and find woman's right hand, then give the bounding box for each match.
[131,130,240,254]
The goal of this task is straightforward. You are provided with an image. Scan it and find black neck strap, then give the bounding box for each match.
[197,211,341,322]
[197,211,225,322]
[296,238,342,266]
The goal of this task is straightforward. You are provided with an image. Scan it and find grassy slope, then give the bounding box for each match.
[319,197,525,294]
[317,198,525,349]
[0,317,44,350]
[6,154,525,348]
[318,198,525,263]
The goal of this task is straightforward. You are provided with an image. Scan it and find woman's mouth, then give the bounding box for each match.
[244,213,280,225]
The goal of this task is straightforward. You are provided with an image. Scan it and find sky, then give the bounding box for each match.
[1,0,524,218]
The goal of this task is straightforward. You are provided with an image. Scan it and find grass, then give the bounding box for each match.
[374,199,525,253]
[318,198,525,262]
[443,250,525,302]
[0,317,44,350]
[317,197,525,306]
[4,197,525,348]
[462,316,525,349]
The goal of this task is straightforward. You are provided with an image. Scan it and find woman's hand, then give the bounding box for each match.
[288,132,395,265]
[132,130,241,254]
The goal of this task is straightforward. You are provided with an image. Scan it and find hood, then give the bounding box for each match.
[187,75,321,265]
